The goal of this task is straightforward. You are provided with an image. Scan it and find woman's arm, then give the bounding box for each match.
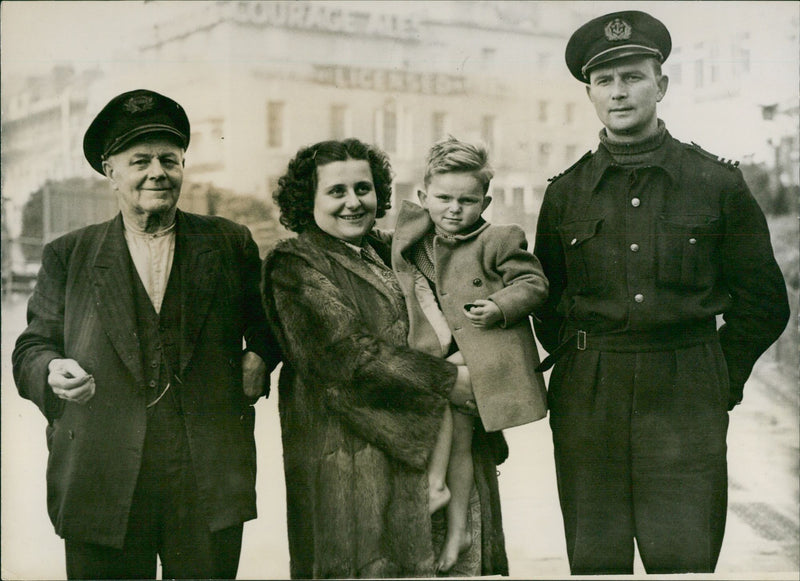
[265,250,457,470]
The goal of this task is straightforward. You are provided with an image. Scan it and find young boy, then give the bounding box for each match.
[391,137,549,572]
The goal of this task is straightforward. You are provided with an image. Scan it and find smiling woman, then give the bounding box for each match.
[260,138,509,578]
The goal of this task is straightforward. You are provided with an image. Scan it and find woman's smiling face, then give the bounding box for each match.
[313,158,377,245]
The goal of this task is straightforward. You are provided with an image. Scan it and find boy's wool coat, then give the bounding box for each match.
[392,200,549,431]
[262,227,508,578]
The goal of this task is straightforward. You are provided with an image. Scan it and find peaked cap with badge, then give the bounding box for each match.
[565,10,671,82]
[83,89,190,174]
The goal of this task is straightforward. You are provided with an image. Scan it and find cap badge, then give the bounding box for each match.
[604,18,632,41]
[122,94,156,114]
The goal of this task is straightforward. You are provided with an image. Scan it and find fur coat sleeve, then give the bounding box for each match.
[262,234,457,470]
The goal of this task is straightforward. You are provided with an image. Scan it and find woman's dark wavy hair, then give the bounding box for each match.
[273,138,394,233]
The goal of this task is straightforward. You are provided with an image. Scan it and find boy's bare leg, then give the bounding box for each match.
[428,405,453,514]
[436,409,474,572]
[428,351,467,514]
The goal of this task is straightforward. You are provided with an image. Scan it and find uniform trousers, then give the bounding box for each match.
[65,391,243,579]
[548,340,730,575]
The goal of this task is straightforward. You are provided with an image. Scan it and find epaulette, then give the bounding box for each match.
[548,150,593,182]
[686,141,740,170]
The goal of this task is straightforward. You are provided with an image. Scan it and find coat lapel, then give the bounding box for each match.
[304,228,400,307]
[176,212,221,375]
[91,215,144,386]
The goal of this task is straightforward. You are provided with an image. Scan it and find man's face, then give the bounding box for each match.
[586,57,668,143]
[418,172,490,235]
[102,136,184,220]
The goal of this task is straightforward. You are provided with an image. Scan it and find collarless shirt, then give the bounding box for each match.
[122,217,176,314]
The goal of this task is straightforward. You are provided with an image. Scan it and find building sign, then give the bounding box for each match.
[313,65,467,96]
[224,1,420,41]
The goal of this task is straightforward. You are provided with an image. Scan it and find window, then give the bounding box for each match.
[512,187,524,212]
[331,105,349,140]
[383,109,398,153]
[694,59,704,89]
[710,43,720,84]
[539,142,551,167]
[493,186,505,206]
[266,101,284,148]
[564,102,575,125]
[538,101,549,123]
[432,111,448,142]
[481,115,495,152]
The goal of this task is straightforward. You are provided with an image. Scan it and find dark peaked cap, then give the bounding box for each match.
[566,10,671,82]
[83,89,190,175]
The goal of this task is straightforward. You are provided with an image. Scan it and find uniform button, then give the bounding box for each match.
[630,243,640,252]
[68,430,75,440]
[472,278,483,286]
[689,238,697,245]
[634,293,644,303]
[150,361,158,368]
[570,238,578,246]
[149,380,157,387]
[631,197,641,207]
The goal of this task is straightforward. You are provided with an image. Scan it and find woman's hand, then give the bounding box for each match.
[449,365,478,416]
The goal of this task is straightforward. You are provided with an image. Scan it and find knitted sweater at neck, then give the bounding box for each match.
[599,119,667,166]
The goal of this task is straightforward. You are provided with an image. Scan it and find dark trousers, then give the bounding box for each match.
[65,394,243,580]
[548,341,730,575]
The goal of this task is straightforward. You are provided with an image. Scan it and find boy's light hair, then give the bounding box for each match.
[423,136,494,194]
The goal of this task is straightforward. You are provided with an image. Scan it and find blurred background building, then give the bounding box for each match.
[1,1,798,267]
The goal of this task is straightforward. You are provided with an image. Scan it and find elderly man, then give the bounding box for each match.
[534,11,789,575]
[13,89,280,579]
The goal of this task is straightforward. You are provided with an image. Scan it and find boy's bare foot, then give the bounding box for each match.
[435,526,472,572]
[429,482,451,514]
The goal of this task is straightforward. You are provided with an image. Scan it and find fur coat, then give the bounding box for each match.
[261,227,508,578]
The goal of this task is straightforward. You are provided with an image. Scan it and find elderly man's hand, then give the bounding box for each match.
[242,351,268,399]
[48,358,96,404]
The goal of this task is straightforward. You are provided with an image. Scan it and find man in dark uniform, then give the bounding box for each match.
[533,11,789,575]
[13,90,281,579]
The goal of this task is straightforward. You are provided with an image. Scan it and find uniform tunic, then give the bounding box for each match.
[533,128,789,574]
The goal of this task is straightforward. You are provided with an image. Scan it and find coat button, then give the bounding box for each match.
[570,238,578,246]
[630,243,640,252]
[472,278,482,286]
[68,430,74,440]
[631,197,641,207]
[689,238,697,245]
[634,293,644,303]
[149,380,157,387]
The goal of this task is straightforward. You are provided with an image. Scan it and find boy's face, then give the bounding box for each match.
[418,172,491,235]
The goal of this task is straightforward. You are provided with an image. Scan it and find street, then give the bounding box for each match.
[1,292,797,580]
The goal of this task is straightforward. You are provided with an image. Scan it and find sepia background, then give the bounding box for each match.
[2,1,798,579]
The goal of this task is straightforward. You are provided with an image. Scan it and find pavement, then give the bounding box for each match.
[1,292,797,580]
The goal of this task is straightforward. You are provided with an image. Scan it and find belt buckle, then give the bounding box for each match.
[577,330,587,351]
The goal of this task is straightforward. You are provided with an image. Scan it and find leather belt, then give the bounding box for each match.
[536,319,718,372]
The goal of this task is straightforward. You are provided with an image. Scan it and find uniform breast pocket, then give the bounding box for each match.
[558,218,604,292]
[656,215,721,290]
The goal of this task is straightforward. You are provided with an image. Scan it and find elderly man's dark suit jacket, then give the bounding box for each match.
[13,210,280,549]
